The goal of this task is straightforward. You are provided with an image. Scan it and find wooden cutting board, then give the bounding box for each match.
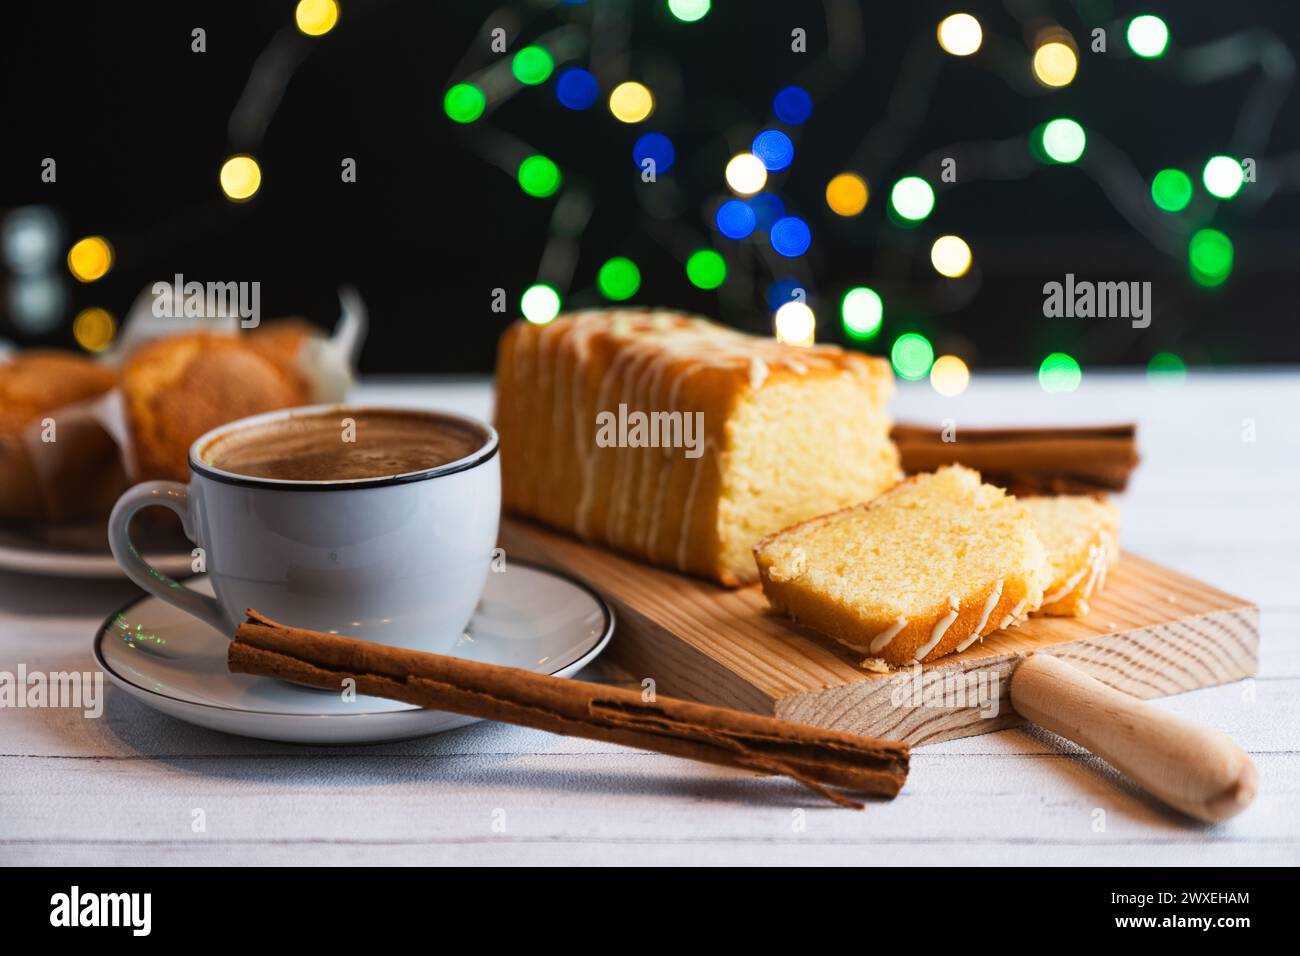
[500,518,1260,746]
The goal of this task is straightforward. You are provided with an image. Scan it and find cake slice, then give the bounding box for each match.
[753,465,1050,666]
[1021,495,1120,616]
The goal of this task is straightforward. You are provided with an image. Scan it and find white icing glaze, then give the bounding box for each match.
[748,357,769,389]
[957,579,1005,652]
[1042,544,1098,605]
[868,618,908,654]
[914,595,960,661]
[997,598,1029,630]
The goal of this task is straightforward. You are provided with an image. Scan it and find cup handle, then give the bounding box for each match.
[108,481,231,636]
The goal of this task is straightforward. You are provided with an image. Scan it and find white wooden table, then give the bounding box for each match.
[2,373,1297,865]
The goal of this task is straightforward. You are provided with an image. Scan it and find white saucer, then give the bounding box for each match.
[92,561,614,744]
[0,522,193,579]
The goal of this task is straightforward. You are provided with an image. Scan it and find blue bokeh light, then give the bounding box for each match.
[772,86,813,125]
[767,278,807,310]
[752,130,794,171]
[555,68,599,110]
[632,132,675,173]
[770,216,811,257]
[749,193,785,232]
[715,199,756,239]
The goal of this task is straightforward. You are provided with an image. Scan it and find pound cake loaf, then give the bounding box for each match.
[753,465,1051,666]
[1021,495,1120,616]
[495,309,900,586]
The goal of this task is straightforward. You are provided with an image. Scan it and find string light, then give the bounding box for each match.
[294,0,339,37]
[1127,15,1169,58]
[521,284,561,324]
[930,355,970,396]
[1189,228,1233,286]
[1151,168,1192,212]
[937,13,982,56]
[772,86,812,124]
[774,301,815,346]
[667,0,711,23]
[1203,155,1244,199]
[1147,352,1187,385]
[685,249,726,289]
[724,153,767,195]
[633,132,675,173]
[444,83,486,123]
[72,307,115,352]
[1032,41,1077,87]
[1039,352,1081,392]
[714,199,755,239]
[891,333,934,380]
[1040,119,1086,163]
[841,287,882,340]
[66,236,113,282]
[890,176,934,221]
[517,155,561,198]
[609,82,654,123]
[752,130,794,171]
[825,173,868,216]
[769,216,811,257]
[555,69,599,110]
[597,256,641,300]
[219,155,262,201]
[511,46,554,86]
[930,235,972,277]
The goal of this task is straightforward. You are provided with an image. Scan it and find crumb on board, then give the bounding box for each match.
[859,657,892,674]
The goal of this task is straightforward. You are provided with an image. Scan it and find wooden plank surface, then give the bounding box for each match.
[1,374,1296,865]
[499,518,1259,746]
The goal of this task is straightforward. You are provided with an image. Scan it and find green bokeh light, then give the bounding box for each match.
[668,0,711,22]
[1147,352,1187,385]
[444,83,486,123]
[517,155,562,198]
[1151,169,1192,212]
[598,257,641,300]
[1041,118,1086,163]
[521,284,561,325]
[1126,15,1169,58]
[841,287,883,340]
[1189,228,1233,287]
[889,177,935,222]
[511,46,554,86]
[891,332,934,380]
[1039,352,1082,393]
[685,249,726,289]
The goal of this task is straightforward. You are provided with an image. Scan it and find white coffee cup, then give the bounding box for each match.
[108,405,500,652]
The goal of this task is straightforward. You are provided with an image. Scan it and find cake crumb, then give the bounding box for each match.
[859,657,892,673]
[768,546,808,582]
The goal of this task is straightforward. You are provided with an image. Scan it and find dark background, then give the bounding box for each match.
[3,0,1298,373]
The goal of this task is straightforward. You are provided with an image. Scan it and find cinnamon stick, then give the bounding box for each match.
[892,422,1139,494]
[230,610,910,809]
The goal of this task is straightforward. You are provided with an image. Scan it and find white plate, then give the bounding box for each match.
[92,561,614,744]
[0,522,193,579]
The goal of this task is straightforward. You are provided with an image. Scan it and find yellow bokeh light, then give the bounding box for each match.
[937,13,982,56]
[220,155,262,201]
[774,301,815,347]
[608,82,654,123]
[826,173,869,217]
[930,235,972,277]
[73,307,116,352]
[1033,41,1078,87]
[295,0,339,37]
[930,355,970,397]
[724,153,767,196]
[67,236,113,283]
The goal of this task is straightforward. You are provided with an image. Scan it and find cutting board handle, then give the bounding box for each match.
[1010,653,1257,822]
